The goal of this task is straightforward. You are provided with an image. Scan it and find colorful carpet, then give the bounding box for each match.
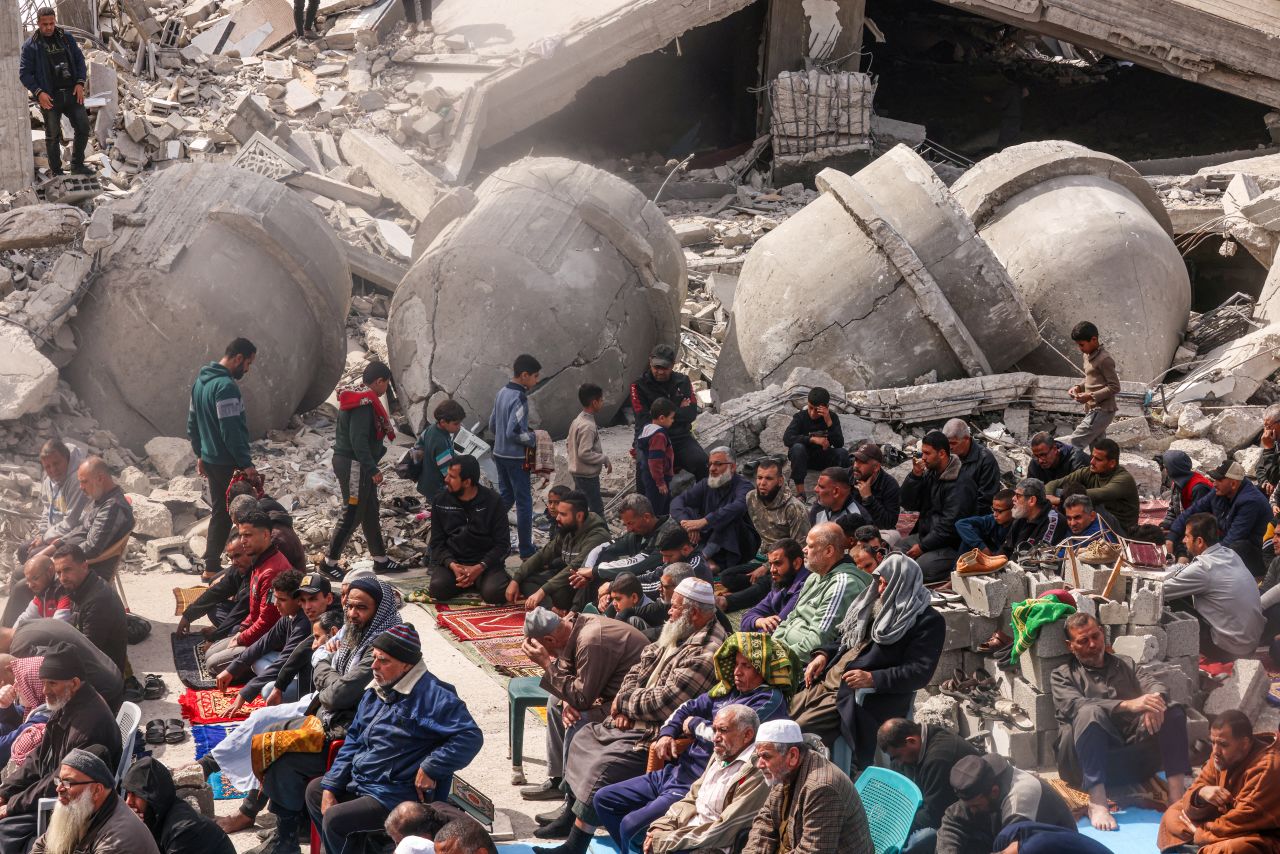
[171,632,217,690]
[471,636,542,677]
[438,605,528,641]
[210,771,247,800]
[402,588,486,607]
[178,688,266,724]
[192,722,236,759]
[1137,499,1169,528]
[173,586,207,617]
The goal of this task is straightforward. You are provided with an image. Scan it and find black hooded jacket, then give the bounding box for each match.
[122,757,235,854]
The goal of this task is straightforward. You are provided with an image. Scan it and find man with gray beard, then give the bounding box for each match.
[534,578,725,854]
[670,448,758,572]
[0,645,120,854]
[34,748,159,854]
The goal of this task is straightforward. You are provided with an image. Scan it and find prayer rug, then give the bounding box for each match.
[499,665,545,679]
[192,722,236,760]
[173,586,207,616]
[895,511,918,538]
[402,588,486,607]
[472,636,539,674]
[1076,807,1163,853]
[1137,499,1169,528]
[171,632,217,690]
[438,605,527,641]
[178,688,266,724]
[209,771,247,800]
[1046,776,1092,819]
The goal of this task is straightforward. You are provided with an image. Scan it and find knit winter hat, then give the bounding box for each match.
[348,575,384,609]
[62,747,114,788]
[38,643,84,681]
[372,623,422,664]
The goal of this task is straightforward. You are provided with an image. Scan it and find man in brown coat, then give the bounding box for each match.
[741,719,871,854]
[518,608,649,804]
[1158,710,1280,853]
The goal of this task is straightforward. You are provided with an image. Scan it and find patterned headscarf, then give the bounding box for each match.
[333,579,403,674]
[837,553,932,650]
[709,632,796,699]
[12,656,46,712]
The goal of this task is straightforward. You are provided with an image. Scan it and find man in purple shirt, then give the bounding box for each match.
[739,539,809,633]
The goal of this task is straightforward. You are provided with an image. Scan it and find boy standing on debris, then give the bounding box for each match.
[568,383,612,516]
[1065,321,1120,448]
[491,354,542,560]
[19,8,91,178]
[414,399,464,504]
[189,338,258,584]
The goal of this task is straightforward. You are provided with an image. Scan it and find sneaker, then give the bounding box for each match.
[303,27,321,40]
[70,164,94,175]
[1078,540,1122,566]
[374,558,409,574]
[318,561,344,581]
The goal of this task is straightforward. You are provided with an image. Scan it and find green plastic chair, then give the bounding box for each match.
[855,766,923,854]
[508,676,549,785]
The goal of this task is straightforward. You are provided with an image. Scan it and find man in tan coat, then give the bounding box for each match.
[1158,710,1280,854]
[644,705,767,854]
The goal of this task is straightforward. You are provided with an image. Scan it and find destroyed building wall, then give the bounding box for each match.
[0,0,33,191]
[713,144,1041,399]
[952,141,1191,383]
[388,156,686,437]
[63,163,351,451]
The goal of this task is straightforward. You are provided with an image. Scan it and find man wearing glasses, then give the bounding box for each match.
[38,748,160,854]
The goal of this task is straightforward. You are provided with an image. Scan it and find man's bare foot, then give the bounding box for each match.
[216,812,255,833]
[1088,802,1116,831]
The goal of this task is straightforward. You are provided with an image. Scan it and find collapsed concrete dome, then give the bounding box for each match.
[951,141,1191,383]
[388,156,686,437]
[714,144,1041,399]
[64,163,351,451]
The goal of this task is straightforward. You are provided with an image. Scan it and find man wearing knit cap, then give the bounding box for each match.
[303,624,483,854]
[0,644,121,853]
[741,719,871,854]
[34,747,160,854]
[936,754,1075,854]
[517,607,647,805]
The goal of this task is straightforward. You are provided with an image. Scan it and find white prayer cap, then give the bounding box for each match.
[756,719,804,744]
[674,577,715,606]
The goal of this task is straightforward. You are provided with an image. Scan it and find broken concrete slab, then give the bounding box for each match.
[284,171,384,208]
[1164,322,1280,406]
[0,204,88,250]
[337,129,443,221]
[145,436,196,478]
[284,79,320,113]
[410,186,477,259]
[190,0,295,57]
[1209,406,1263,451]
[0,325,57,421]
[388,157,686,436]
[127,493,174,539]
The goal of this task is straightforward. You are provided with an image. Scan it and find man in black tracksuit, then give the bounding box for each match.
[19,8,91,177]
[630,344,709,480]
[188,338,258,582]
[428,454,510,604]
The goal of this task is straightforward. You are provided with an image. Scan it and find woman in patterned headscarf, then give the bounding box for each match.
[709,631,796,700]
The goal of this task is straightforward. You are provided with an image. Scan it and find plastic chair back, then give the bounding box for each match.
[855,766,923,854]
[115,701,142,786]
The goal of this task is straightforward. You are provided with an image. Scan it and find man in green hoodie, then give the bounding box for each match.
[510,491,611,612]
[188,338,257,582]
[321,361,406,578]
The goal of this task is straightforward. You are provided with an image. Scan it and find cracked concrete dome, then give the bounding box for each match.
[951,140,1191,383]
[388,156,686,437]
[714,144,1039,399]
[64,163,351,451]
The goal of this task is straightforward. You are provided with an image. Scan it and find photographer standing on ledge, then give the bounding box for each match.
[19,8,91,178]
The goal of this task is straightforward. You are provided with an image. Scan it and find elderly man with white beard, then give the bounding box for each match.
[33,748,158,854]
[0,644,120,854]
[670,448,758,572]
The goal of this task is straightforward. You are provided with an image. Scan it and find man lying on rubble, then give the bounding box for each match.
[1051,612,1190,832]
[1166,461,1271,577]
[901,431,979,583]
[1064,321,1121,449]
[1045,438,1139,532]
[956,489,1015,555]
[1157,709,1280,854]
[1164,513,1264,663]
[943,419,1001,514]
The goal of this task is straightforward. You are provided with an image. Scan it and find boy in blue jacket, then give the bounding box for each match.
[490,354,541,559]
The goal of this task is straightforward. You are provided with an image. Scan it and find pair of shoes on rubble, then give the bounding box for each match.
[1078,540,1123,566]
[955,549,1008,575]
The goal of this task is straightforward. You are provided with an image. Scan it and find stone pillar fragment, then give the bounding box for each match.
[0,0,34,191]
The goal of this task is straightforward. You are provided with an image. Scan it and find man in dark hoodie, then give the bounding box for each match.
[510,492,611,611]
[1159,450,1213,558]
[901,432,979,583]
[321,361,405,577]
[123,757,235,854]
[630,344,709,481]
[188,338,258,583]
[782,387,847,498]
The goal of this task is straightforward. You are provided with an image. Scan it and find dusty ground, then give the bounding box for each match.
[97,564,551,852]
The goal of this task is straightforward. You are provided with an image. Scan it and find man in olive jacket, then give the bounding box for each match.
[510,492,611,611]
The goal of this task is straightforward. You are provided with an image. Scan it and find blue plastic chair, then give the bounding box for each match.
[855,766,923,854]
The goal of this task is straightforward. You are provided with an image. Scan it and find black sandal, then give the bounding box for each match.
[124,676,144,703]
[143,674,165,700]
[164,719,187,744]
[144,719,166,745]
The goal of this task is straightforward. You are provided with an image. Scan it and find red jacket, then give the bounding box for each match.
[236,545,288,645]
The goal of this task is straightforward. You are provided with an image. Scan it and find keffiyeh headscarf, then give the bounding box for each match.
[333,578,403,674]
[710,632,796,699]
[837,554,932,650]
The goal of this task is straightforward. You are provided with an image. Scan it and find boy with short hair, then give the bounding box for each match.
[568,383,612,516]
[415,399,465,504]
[1065,321,1120,449]
[603,571,666,633]
[538,484,571,536]
[782,386,848,497]
[490,354,541,559]
[636,398,676,514]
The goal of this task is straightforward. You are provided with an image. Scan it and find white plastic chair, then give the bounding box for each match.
[36,701,142,835]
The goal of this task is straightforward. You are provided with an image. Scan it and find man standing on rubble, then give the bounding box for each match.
[189,338,258,584]
[19,8,91,178]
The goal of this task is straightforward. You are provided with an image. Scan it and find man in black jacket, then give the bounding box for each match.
[177,537,253,641]
[19,8,91,177]
[852,443,901,531]
[584,495,679,594]
[901,432,979,583]
[1028,432,1089,486]
[782,387,847,498]
[50,457,134,581]
[630,345,708,480]
[3,619,123,712]
[427,455,510,604]
[0,645,122,852]
[123,757,235,854]
[52,542,127,675]
[1002,478,1066,557]
[943,419,1001,514]
[879,718,981,854]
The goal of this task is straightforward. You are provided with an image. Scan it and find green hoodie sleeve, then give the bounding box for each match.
[344,405,379,470]
[187,395,202,458]
[214,377,253,468]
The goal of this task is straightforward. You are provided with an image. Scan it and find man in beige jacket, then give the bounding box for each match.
[644,704,766,854]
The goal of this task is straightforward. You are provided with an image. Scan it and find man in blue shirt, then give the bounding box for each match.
[490,354,541,559]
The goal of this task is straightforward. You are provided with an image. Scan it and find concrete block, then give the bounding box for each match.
[927,650,965,688]
[968,615,1000,650]
[1098,600,1130,625]
[672,221,712,246]
[1074,562,1117,595]
[1209,406,1263,451]
[338,129,443,221]
[1026,571,1061,599]
[1177,403,1213,438]
[939,607,975,652]
[1113,634,1160,664]
[145,534,187,563]
[950,571,1010,617]
[1019,650,1071,692]
[1161,610,1200,659]
[1139,662,1194,706]
[1204,658,1266,719]
[1004,563,1030,604]
[1038,730,1060,770]
[990,720,1040,770]
[0,326,58,419]
[118,465,152,495]
[1006,675,1057,730]
[1130,584,1162,625]
[1168,438,1228,473]
[1108,416,1151,448]
[127,494,174,540]
[1127,625,1168,659]
[145,436,196,478]
[1186,707,1210,747]
[1171,655,1200,685]
[1075,595,1098,618]
[1030,621,1070,659]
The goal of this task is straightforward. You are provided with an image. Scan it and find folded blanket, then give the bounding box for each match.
[251,714,325,780]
